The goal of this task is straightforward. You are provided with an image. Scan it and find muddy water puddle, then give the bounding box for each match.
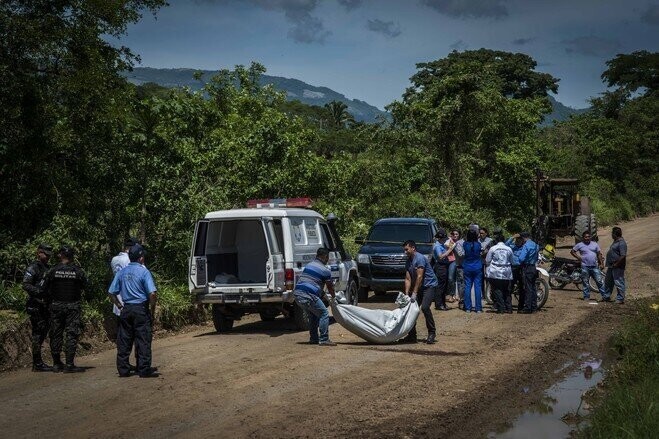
[490,353,605,439]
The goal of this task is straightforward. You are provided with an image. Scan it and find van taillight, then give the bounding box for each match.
[285,269,294,290]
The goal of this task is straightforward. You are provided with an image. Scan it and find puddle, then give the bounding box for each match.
[490,355,605,439]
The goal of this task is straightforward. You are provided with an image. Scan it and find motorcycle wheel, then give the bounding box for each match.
[536,277,550,310]
[548,274,567,290]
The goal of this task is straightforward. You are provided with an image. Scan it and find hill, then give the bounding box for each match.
[124,67,388,123]
[124,67,587,124]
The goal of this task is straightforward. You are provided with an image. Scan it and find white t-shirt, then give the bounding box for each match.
[110,252,130,315]
[485,243,513,280]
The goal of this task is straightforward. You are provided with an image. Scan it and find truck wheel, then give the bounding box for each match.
[346,278,359,306]
[293,302,310,331]
[259,309,280,322]
[357,286,369,302]
[212,305,234,332]
[536,277,550,310]
[574,214,590,243]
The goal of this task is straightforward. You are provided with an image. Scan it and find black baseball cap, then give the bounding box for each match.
[435,228,447,238]
[58,245,75,259]
[128,244,146,261]
[38,243,53,256]
[520,231,531,238]
[124,237,140,247]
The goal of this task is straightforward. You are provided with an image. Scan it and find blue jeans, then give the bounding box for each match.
[463,269,483,312]
[448,261,456,295]
[581,267,605,299]
[294,292,330,343]
[603,268,626,301]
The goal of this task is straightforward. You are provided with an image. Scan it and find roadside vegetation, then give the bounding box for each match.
[579,299,659,438]
[1,3,657,341]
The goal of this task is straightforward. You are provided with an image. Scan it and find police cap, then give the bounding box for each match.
[38,243,53,256]
[124,237,140,247]
[58,245,75,259]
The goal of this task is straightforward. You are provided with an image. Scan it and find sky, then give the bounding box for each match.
[116,0,659,110]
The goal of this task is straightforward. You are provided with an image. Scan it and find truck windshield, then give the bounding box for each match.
[366,224,431,244]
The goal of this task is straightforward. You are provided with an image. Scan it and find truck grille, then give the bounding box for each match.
[371,255,407,265]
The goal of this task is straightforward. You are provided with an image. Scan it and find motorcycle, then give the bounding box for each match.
[484,266,550,310]
[546,256,601,292]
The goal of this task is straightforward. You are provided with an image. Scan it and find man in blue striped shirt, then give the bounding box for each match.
[293,248,336,346]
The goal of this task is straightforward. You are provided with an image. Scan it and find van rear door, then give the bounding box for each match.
[263,218,285,293]
[189,219,209,293]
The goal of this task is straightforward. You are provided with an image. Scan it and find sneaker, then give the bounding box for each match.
[32,363,53,372]
[616,300,625,305]
[63,364,86,373]
[318,341,337,346]
[139,371,160,378]
[599,297,612,303]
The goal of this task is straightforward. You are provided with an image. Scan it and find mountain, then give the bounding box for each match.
[123,67,389,123]
[541,96,589,126]
[124,67,586,125]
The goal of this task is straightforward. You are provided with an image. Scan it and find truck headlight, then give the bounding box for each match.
[357,253,370,264]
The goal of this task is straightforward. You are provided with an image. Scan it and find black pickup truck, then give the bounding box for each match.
[354,217,438,301]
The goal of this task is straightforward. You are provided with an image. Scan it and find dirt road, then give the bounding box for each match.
[1,215,657,438]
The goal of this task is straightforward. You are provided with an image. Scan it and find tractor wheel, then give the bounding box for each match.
[574,215,590,244]
[590,214,599,242]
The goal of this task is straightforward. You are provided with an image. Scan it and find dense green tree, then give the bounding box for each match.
[324,100,355,129]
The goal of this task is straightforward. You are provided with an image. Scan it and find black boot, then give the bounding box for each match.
[32,350,52,372]
[425,333,437,344]
[32,362,53,372]
[63,364,86,373]
[52,355,64,373]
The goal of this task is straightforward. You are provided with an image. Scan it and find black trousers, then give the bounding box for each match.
[522,265,539,312]
[49,301,81,364]
[490,278,512,313]
[511,266,524,311]
[27,304,50,364]
[433,264,450,308]
[117,303,153,376]
[409,286,436,338]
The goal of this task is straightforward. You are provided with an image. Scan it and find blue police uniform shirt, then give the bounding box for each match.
[108,262,157,304]
[432,241,448,264]
[462,241,483,271]
[505,237,523,266]
[405,252,438,289]
[294,258,332,298]
[517,240,539,265]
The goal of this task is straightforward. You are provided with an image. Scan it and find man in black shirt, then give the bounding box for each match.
[22,244,54,372]
[41,246,88,373]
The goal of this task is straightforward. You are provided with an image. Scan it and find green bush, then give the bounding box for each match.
[580,301,659,438]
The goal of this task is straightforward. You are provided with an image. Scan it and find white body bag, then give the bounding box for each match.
[330,292,420,344]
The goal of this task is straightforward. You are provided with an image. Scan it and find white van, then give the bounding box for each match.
[189,198,359,332]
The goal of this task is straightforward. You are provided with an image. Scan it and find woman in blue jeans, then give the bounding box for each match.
[462,229,483,313]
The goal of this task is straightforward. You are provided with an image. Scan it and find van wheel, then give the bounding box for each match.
[346,278,359,305]
[212,305,234,332]
[357,286,369,302]
[259,309,280,322]
[293,302,310,331]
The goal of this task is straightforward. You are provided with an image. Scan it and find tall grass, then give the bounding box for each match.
[579,299,659,438]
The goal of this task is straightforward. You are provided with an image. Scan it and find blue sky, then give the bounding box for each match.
[117,0,659,110]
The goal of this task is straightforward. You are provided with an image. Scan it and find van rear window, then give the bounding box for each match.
[289,217,320,246]
[367,224,431,244]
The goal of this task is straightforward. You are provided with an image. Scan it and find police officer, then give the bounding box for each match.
[41,246,88,373]
[505,234,525,311]
[517,232,540,314]
[108,244,159,377]
[22,244,54,372]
